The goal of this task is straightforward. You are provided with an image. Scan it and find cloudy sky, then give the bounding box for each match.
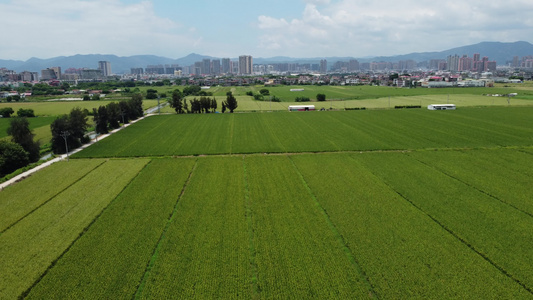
[1,0,532,60]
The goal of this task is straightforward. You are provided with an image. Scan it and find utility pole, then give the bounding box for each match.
[60,131,70,162]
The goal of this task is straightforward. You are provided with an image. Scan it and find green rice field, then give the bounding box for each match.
[75,107,533,157]
[1,106,532,299]
[0,100,159,117]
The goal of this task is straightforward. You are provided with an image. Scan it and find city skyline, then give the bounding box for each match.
[1,0,533,61]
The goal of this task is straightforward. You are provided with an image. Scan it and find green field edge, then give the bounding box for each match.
[0,160,107,236]
[133,159,198,299]
[20,160,152,299]
[357,155,533,296]
[68,145,533,161]
[288,155,379,298]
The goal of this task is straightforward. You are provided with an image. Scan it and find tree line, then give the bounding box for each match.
[92,94,144,134]
[169,90,237,114]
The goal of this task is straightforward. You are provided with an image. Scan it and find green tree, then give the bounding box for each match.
[0,107,14,117]
[93,106,109,134]
[50,108,90,154]
[7,117,40,162]
[118,100,131,124]
[69,107,89,143]
[50,115,73,154]
[17,108,35,117]
[83,94,91,101]
[170,89,184,114]
[92,93,100,100]
[146,89,158,99]
[260,88,270,96]
[224,91,238,113]
[107,102,121,129]
[0,140,29,177]
[129,94,144,118]
[182,98,189,113]
[271,96,281,102]
[211,98,217,113]
[317,93,326,102]
[183,85,201,96]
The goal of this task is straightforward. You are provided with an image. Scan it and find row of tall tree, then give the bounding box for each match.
[50,108,90,154]
[169,91,237,114]
[93,94,144,134]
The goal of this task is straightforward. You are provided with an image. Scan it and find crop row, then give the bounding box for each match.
[138,156,251,298]
[2,150,533,298]
[291,153,531,298]
[407,149,533,216]
[0,159,105,232]
[355,151,533,293]
[0,159,148,299]
[74,107,533,158]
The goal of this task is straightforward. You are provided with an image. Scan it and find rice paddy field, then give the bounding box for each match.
[0,100,160,117]
[1,106,533,299]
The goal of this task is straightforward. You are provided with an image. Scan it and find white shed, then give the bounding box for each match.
[427,104,456,110]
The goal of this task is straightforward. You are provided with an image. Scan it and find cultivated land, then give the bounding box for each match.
[1,106,533,299]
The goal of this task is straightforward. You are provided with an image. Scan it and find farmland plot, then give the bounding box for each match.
[407,149,533,216]
[356,152,533,293]
[291,153,531,298]
[26,158,195,299]
[74,107,533,158]
[0,159,148,299]
[138,156,251,299]
[245,155,372,298]
[0,159,105,232]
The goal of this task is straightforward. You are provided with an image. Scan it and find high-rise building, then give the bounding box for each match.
[239,55,253,75]
[512,56,520,68]
[458,55,473,71]
[348,59,360,72]
[194,62,202,75]
[222,58,231,74]
[131,68,144,75]
[98,61,112,77]
[202,59,211,75]
[41,67,61,80]
[481,57,489,72]
[320,59,327,73]
[212,59,221,75]
[447,54,460,71]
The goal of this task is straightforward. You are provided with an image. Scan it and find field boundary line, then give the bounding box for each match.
[133,158,198,299]
[20,159,153,299]
[409,154,533,219]
[0,160,107,235]
[369,163,533,296]
[287,155,380,299]
[242,155,260,299]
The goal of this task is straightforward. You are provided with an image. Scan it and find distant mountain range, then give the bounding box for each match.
[1,41,532,74]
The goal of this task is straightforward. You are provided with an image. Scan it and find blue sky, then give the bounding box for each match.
[0,0,532,60]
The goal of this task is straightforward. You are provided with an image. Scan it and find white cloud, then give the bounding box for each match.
[256,0,533,57]
[0,0,199,59]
